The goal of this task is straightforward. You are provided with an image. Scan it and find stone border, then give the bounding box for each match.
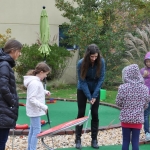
[9,98,121,136]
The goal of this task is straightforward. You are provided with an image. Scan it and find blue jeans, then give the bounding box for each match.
[144,102,150,133]
[28,117,41,150]
[0,128,10,150]
[122,127,140,150]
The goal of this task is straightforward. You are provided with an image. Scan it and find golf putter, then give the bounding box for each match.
[84,103,92,134]
[46,109,55,149]
[47,109,51,127]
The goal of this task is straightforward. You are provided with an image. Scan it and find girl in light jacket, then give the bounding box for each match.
[24,62,51,150]
[116,64,150,150]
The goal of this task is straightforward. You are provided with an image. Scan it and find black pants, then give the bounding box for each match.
[77,89,100,122]
[75,90,100,141]
[0,128,10,150]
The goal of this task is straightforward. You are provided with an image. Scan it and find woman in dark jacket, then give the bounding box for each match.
[0,39,22,150]
[75,44,105,149]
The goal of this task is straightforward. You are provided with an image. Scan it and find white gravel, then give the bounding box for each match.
[5,127,146,150]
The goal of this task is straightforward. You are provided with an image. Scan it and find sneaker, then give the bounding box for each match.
[145,132,150,141]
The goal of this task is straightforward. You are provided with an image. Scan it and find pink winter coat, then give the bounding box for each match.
[116,64,150,124]
[140,52,150,93]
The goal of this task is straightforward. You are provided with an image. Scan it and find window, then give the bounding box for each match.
[59,25,77,50]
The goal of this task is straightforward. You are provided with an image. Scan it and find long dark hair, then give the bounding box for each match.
[26,62,51,75]
[80,44,101,80]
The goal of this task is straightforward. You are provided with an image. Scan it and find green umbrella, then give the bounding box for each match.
[38,6,51,57]
[38,6,51,90]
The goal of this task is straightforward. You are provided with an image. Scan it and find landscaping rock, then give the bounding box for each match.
[6,127,146,150]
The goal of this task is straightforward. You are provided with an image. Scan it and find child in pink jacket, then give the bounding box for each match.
[116,64,149,150]
[140,52,150,141]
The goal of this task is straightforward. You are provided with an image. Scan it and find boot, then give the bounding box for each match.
[91,140,99,149]
[75,139,81,149]
[91,120,99,149]
[75,125,83,149]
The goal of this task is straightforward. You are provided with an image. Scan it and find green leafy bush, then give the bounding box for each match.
[15,43,73,81]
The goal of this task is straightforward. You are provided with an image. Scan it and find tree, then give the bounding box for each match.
[55,0,101,53]
[0,29,12,47]
[55,0,150,86]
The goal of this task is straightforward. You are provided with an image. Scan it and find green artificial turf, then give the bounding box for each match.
[18,99,120,130]
[58,144,150,150]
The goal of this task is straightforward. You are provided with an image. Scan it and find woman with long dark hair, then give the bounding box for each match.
[75,44,105,149]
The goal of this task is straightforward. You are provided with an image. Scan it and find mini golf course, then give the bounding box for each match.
[13,99,150,149]
[17,99,120,131]
[58,144,149,150]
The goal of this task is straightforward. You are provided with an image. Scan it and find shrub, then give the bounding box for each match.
[0,29,12,47]
[15,43,73,81]
[123,25,150,68]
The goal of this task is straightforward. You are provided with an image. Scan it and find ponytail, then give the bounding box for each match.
[26,70,36,76]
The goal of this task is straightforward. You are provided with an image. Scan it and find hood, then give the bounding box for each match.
[144,52,150,67]
[23,76,40,87]
[0,48,15,67]
[122,64,144,84]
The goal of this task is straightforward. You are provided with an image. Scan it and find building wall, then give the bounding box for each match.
[0,0,71,45]
[60,50,79,84]
[0,0,78,84]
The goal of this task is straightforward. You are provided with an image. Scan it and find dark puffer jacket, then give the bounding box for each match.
[0,48,19,128]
